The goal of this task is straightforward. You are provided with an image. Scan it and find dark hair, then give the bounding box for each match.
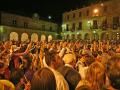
[10,69,24,85]
[107,55,120,89]
[31,68,56,90]
[44,48,56,66]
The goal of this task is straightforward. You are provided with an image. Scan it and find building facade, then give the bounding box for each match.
[0,12,59,42]
[62,0,120,42]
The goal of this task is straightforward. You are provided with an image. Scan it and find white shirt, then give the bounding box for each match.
[43,58,69,90]
[50,68,69,90]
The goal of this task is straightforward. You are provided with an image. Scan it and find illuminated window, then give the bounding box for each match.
[12,20,17,26]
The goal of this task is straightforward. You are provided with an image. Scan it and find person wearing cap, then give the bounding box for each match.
[76,49,94,79]
[58,53,81,90]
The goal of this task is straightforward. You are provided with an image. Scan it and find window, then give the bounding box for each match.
[78,22,82,30]
[42,25,45,31]
[66,24,69,31]
[50,26,52,31]
[24,22,28,28]
[73,13,75,18]
[93,20,98,29]
[12,20,17,25]
[67,15,69,20]
[72,23,75,31]
[79,12,82,17]
[104,6,108,12]
[86,10,89,16]
[102,19,108,30]
[113,17,119,29]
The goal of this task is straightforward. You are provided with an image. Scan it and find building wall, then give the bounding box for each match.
[0,12,59,42]
[62,0,120,41]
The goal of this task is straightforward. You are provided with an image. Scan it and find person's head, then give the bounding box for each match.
[86,61,106,90]
[44,48,63,69]
[10,69,24,85]
[107,54,120,89]
[75,80,91,90]
[31,68,56,90]
[0,80,15,90]
[76,85,92,90]
[63,53,76,68]
[4,41,12,49]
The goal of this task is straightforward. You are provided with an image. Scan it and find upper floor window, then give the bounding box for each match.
[42,25,45,31]
[93,20,98,29]
[86,10,89,16]
[12,20,17,25]
[50,26,52,31]
[24,22,28,28]
[73,13,75,18]
[78,22,82,30]
[67,15,69,20]
[113,16,119,29]
[72,23,75,31]
[79,12,82,17]
[102,19,108,30]
[103,6,108,12]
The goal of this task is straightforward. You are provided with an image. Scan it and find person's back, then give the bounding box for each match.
[106,54,120,90]
[44,48,69,90]
[31,68,56,90]
[58,65,81,90]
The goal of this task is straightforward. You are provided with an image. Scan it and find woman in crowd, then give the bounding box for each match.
[31,67,56,90]
[86,61,106,90]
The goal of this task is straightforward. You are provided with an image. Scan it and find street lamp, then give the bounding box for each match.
[93,8,99,16]
[94,9,98,14]
[48,16,52,19]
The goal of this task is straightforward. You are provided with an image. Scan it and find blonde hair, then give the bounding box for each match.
[0,80,15,90]
[86,61,106,90]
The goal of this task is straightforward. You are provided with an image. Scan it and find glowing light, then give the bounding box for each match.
[87,21,91,24]
[93,31,96,33]
[94,9,99,14]
[77,32,79,34]
[48,16,52,19]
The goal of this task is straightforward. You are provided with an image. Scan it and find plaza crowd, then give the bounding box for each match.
[0,39,120,90]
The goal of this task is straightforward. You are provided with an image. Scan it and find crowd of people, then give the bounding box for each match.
[0,40,120,90]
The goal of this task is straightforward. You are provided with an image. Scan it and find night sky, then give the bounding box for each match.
[0,0,99,24]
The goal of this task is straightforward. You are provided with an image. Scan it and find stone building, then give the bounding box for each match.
[0,12,59,42]
[62,0,120,42]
